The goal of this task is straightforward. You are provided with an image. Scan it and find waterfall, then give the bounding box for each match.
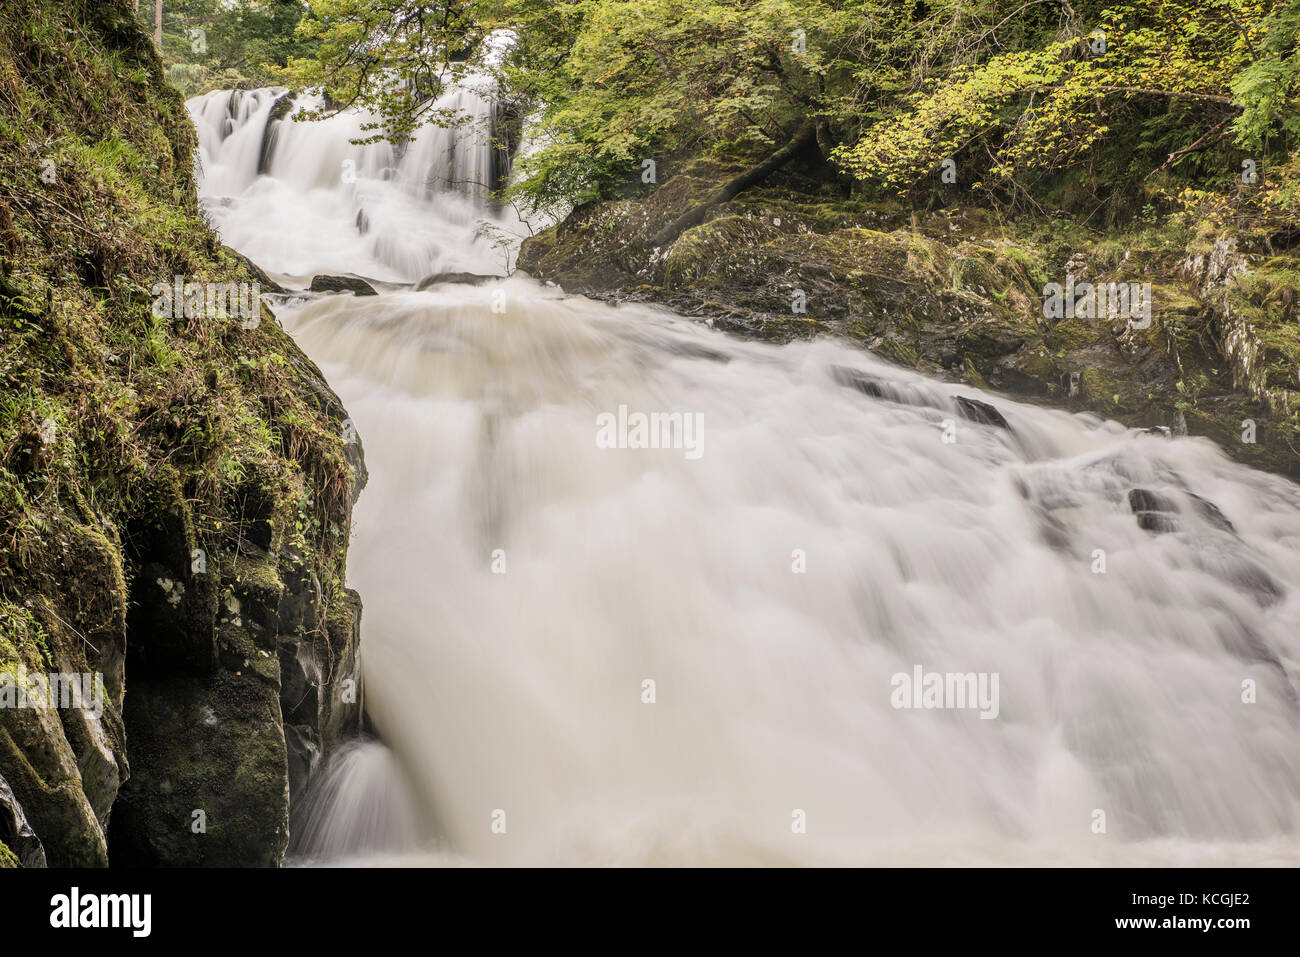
[273,282,1300,866]
[188,88,1300,867]
[187,82,526,283]
[286,740,432,866]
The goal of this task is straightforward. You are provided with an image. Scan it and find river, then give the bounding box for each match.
[187,87,1300,867]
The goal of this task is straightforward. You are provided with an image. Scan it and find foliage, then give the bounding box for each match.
[833,1,1289,213]
[280,0,490,142]
[278,0,1299,221]
[134,0,317,96]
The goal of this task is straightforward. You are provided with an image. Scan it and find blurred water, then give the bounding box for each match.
[192,89,1300,867]
[187,84,524,282]
[278,282,1300,866]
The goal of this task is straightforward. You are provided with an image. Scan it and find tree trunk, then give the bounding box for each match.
[651,120,817,248]
[154,0,162,46]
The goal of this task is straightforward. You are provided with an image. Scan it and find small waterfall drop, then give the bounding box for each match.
[287,740,432,866]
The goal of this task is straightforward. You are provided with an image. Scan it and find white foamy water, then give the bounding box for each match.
[187,85,525,282]
[191,89,1300,867]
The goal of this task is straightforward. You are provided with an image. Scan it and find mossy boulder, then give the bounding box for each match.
[308,275,378,297]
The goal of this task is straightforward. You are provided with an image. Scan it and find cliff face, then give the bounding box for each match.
[0,0,364,866]
[519,160,1300,481]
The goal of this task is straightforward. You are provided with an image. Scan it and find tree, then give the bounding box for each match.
[282,0,493,143]
[138,0,320,96]
[833,0,1279,212]
[281,0,1300,218]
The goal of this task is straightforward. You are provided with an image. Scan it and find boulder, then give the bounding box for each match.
[309,274,379,297]
[955,395,1011,430]
[414,271,500,290]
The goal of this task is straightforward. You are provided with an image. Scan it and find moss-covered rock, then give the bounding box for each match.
[108,667,289,867]
[0,0,365,865]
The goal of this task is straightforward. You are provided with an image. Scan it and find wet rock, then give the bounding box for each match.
[1185,492,1236,534]
[1128,487,1240,538]
[833,366,887,398]
[0,681,108,866]
[0,772,46,867]
[955,395,1010,429]
[1129,488,1177,513]
[108,667,289,867]
[414,271,499,290]
[490,98,526,196]
[0,520,128,867]
[1129,487,1180,533]
[1227,559,1284,606]
[1033,508,1072,551]
[124,476,221,672]
[309,274,378,297]
[1135,511,1180,533]
[284,724,321,811]
[257,92,296,174]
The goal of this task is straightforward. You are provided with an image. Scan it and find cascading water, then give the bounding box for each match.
[187,81,524,282]
[190,88,1300,867]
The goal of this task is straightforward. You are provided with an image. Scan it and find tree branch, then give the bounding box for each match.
[651,120,817,247]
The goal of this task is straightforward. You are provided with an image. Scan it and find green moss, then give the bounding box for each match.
[0,839,17,868]
[0,0,363,866]
[665,215,781,286]
[962,358,990,389]
[0,599,52,670]
[878,338,920,368]
[1080,368,1121,413]
[950,253,1007,296]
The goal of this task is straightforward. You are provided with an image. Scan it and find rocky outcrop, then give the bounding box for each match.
[106,365,367,867]
[0,0,367,867]
[489,98,526,199]
[519,160,1300,480]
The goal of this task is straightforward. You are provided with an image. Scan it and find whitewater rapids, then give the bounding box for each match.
[189,88,1300,867]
